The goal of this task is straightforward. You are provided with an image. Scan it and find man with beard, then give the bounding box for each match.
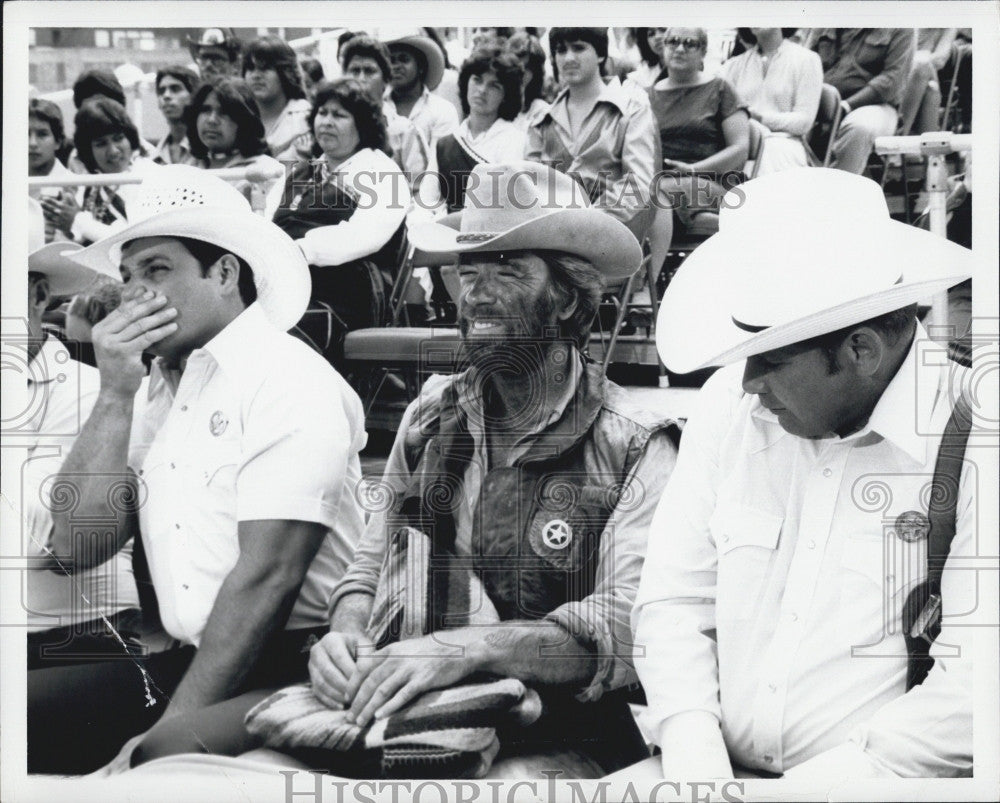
[307,161,680,777]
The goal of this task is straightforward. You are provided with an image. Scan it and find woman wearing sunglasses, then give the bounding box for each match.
[646,27,749,279]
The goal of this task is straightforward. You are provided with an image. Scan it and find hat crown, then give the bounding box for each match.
[197,28,234,47]
[460,161,592,237]
[129,165,251,225]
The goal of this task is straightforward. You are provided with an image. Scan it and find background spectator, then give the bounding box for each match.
[383,29,460,148]
[242,36,312,159]
[899,28,957,135]
[187,27,243,86]
[299,57,325,101]
[28,99,76,237]
[150,65,200,165]
[625,27,666,89]
[506,31,550,129]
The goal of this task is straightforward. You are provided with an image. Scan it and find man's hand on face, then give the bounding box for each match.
[343,634,480,727]
[308,631,363,710]
[92,285,178,398]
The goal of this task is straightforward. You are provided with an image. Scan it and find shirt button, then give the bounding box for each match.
[182,583,189,590]
[807,540,816,549]
[181,405,189,412]
[763,754,774,764]
[722,534,730,543]
[170,462,176,469]
[790,612,799,622]
[822,468,833,478]
[175,523,180,530]
[768,683,777,692]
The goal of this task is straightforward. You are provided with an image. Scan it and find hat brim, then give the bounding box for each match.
[29,242,105,297]
[408,208,643,280]
[67,208,311,332]
[656,218,975,373]
[385,36,445,91]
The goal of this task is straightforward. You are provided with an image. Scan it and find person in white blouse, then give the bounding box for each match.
[242,35,313,161]
[722,28,823,174]
[633,168,976,782]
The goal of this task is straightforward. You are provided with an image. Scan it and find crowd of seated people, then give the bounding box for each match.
[20,23,979,785]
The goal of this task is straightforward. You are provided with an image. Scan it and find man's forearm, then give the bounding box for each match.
[329,591,374,635]
[50,390,137,563]
[165,562,301,716]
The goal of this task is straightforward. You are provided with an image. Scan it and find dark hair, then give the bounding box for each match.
[474,27,515,42]
[29,98,65,145]
[633,28,661,67]
[155,65,200,95]
[299,57,325,84]
[242,35,307,101]
[308,78,389,157]
[735,28,802,48]
[175,237,257,306]
[458,51,524,121]
[388,42,428,84]
[185,78,270,160]
[421,27,452,70]
[339,30,365,49]
[538,250,605,350]
[72,69,126,109]
[799,305,918,374]
[340,35,392,82]
[549,27,609,62]
[506,32,546,112]
[73,98,143,173]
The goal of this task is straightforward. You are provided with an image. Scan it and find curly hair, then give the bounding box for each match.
[339,35,392,82]
[185,78,270,160]
[308,78,389,157]
[73,98,144,173]
[505,32,547,112]
[458,50,523,121]
[242,35,307,101]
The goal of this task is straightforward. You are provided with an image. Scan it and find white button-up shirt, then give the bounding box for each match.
[384,85,460,149]
[633,324,974,777]
[128,303,366,646]
[21,337,139,631]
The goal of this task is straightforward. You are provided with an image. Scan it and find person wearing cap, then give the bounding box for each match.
[306,161,680,777]
[526,27,658,243]
[20,200,142,678]
[382,28,460,149]
[188,27,243,87]
[28,166,367,774]
[632,167,975,780]
[242,35,313,160]
[150,65,200,166]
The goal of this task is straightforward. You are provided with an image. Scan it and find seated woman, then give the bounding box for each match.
[185,78,283,205]
[647,27,749,279]
[722,28,822,174]
[624,27,666,89]
[242,35,313,159]
[437,50,526,212]
[505,31,550,130]
[266,78,409,366]
[41,97,158,246]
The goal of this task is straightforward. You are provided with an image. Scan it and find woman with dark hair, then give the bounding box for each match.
[41,98,158,245]
[185,78,283,201]
[506,31,550,130]
[299,57,325,101]
[266,78,409,362]
[625,27,667,88]
[242,35,312,158]
[436,51,526,212]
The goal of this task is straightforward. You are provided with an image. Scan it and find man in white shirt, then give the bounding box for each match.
[382,29,460,149]
[634,167,976,780]
[150,66,199,166]
[20,200,141,671]
[28,167,367,774]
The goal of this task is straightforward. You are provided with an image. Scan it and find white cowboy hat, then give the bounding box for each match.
[27,198,104,297]
[656,167,974,374]
[380,27,446,91]
[67,165,310,331]
[407,161,643,279]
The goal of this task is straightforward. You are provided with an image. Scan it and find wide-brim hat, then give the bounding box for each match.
[187,27,241,58]
[408,161,643,279]
[27,198,104,297]
[380,27,445,90]
[656,167,975,374]
[67,165,310,331]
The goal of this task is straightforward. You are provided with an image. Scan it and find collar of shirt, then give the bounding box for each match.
[543,76,632,131]
[458,116,515,145]
[26,336,70,385]
[748,322,938,464]
[384,84,432,115]
[148,302,274,402]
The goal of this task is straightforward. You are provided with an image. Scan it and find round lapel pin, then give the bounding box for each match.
[542,518,572,550]
[209,410,229,437]
[895,510,930,543]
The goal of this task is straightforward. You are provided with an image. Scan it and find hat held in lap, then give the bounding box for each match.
[68,164,310,331]
[656,167,975,373]
[408,161,643,279]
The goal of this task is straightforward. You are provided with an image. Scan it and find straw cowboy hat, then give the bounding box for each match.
[68,165,311,331]
[656,167,975,374]
[408,161,643,279]
[27,198,104,297]
[380,27,446,90]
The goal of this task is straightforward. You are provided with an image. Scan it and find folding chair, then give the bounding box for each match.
[803,83,843,168]
[941,44,970,133]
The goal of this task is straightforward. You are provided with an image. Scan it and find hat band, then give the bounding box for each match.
[732,317,769,333]
[456,233,498,243]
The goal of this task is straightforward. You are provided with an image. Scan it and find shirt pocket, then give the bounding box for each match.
[840,534,921,612]
[854,29,893,75]
[711,501,784,622]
